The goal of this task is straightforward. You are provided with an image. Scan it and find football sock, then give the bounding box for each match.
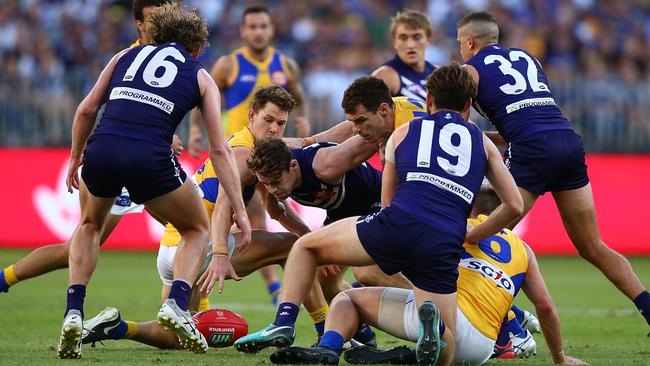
[309,304,329,335]
[198,295,210,312]
[125,321,139,339]
[496,316,511,347]
[506,315,526,337]
[633,290,650,325]
[438,318,446,337]
[274,302,299,327]
[267,280,282,305]
[167,279,192,311]
[511,305,525,324]
[353,323,375,343]
[0,265,17,292]
[65,284,86,318]
[318,330,344,352]
[110,320,129,339]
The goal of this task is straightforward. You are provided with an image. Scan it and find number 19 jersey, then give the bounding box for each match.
[392,111,486,239]
[466,44,571,142]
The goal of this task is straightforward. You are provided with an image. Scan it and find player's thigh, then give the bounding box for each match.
[230,231,298,276]
[297,217,375,267]
[413,287,457,331]
[78,179,117,228]
[99,214,122,244]
[552,183,601,246]
[144,179,209,233]
[507,187,538,229]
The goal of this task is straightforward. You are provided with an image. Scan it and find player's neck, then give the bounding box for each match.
[245,46,271,62]
[408,59,426,73]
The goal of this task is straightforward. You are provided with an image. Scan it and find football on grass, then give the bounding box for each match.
[194,309,248,348]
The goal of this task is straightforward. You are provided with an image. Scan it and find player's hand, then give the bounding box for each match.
[560,356,589,365]
[265,193,286,220]
[171,134,184,157]
[464,227,478,243]
[66,154,83,193]
[293,116,311,137]
[319,265,341,277]
[232,210,252,252]
[188,128,206,158]
[283,137,307,149]
[198,254,241,294]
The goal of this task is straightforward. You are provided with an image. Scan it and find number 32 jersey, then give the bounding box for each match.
[95,42,203,146]
[466,45,571,143]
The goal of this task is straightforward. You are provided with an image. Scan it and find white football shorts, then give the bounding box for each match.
[378,288,495,366]
[156,234,236,286]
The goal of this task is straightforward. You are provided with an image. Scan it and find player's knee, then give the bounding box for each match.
[575,238,607,263]
[353,266,376,286]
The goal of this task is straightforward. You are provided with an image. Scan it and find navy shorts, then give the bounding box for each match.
[356,205,463,294]
[81,134,187,204]
[505,130,590,195]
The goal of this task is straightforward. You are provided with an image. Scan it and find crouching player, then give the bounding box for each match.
[273,187,589,366]
[80,86,325,351]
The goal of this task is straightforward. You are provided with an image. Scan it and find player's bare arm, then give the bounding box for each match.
[521,243,589,365]
[284,119,356,150]
[285,57,311,137]
[371,65,400,96]
[261,186,310,236]
[465,134,523,242]
[380,123,409,207]
[311,135,379,185]
[67,48,129,192]
[198,69,251,246]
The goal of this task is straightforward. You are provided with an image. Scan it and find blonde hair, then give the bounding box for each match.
[146,3,209,54]
[390,9,432,38]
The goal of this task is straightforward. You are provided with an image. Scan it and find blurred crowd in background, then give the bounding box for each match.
[0,0,649,151]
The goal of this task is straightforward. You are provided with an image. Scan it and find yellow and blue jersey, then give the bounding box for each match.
[392,96,428,129]
[160,127,257,246]
[129,39,141,48]
[457,215,529,340]
[223,47,290,137]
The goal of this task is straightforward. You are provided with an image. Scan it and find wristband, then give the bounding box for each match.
[303,136,316,146]
[212,246,228,256]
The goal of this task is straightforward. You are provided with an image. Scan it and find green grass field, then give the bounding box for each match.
[0,249,649,365]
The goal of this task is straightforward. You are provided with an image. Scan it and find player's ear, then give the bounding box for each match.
[248,108,256,123]
[426,94,434,113]
[290,159,299,171]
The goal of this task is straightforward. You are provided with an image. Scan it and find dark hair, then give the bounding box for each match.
[472,186,501,216]
[457,11,497,29]
[146,4,209,54]
[133,0,172,21]
[250,86,296,113]
[247,138,293,181]
[341,76,394,115]
[456,11,499,43]
[242,5,271,23]
[425,64,477,111]
[390,9,432,38]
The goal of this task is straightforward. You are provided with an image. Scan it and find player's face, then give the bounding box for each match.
[241,12,274,52]
[136,6,158,44]
[347,103,390,143]
[393,23,429,67]
[256,163,298,200]
[456,27,472,62]
[249,102,288,140]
